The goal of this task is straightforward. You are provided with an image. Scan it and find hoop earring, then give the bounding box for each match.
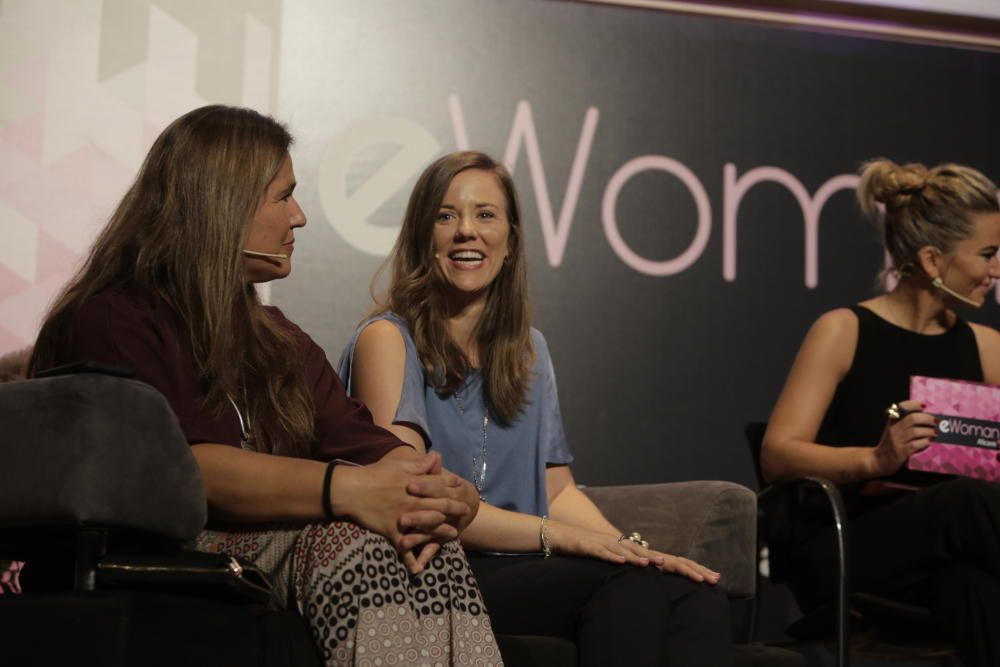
[893,263,914,278]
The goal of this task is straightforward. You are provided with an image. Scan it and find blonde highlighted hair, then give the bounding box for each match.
[858,158,999,273]
[371,151,534,423]
[31,105,314,457]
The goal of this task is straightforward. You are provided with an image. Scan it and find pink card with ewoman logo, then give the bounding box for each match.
[907,376,1000,482]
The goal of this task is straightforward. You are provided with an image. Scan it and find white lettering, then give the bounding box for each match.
[723,165,857,288]
[450,95,598,267]
[602,156,711,276]
[317,116,440,256]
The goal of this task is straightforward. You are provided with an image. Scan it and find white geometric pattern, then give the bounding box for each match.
[0,0,280,353]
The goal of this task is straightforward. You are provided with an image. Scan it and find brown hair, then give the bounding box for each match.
[858,158,999,273]
[30,105,314,457]
[0,347,30,383]
[371,151,534,422]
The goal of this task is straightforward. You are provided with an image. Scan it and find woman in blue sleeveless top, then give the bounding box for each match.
[339,151,733,666]
[763,159,1000,667]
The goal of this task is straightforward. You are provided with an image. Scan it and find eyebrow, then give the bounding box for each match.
[439,202,499,209]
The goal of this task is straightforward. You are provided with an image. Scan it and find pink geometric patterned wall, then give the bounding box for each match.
[0,0,280,354]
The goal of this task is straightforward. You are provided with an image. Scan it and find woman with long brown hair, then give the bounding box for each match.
[30,106,501,666]
[763,159,1000,666]
[339,150,733,666]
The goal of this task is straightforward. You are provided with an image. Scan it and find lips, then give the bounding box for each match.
[447,249,486,269]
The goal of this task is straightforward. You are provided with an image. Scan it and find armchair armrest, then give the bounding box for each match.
[0,374,206,542]
[582,481,756,598]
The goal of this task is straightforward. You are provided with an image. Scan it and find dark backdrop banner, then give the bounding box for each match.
[274,0,1000,489]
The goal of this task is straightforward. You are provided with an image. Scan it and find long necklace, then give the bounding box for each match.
[226,386,254,450]
[453,387,488,500]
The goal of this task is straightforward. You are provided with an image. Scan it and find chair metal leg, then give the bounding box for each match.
[760,477,850,667]
[74,527,108,592]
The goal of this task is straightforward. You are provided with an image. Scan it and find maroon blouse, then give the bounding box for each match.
[54,287,405,464]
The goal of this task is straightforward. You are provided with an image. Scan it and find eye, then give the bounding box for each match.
[436,211,454,222]
[477,210,496,220]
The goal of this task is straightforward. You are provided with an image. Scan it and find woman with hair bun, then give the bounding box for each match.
[762,159,1000,666]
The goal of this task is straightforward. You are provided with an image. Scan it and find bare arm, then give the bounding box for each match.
[546,465,618,536]
[191,443,464,545]
[970,322,1000,384]
[352,320,480,527]
[762,308,936,484]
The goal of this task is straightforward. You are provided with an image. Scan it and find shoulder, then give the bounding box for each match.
[77,287,155,321]
[968,322,1000,379]
[357,318,408,354]
[967,321,1000,346]
[71,287,170,340]
[529,326,549,353]
[357,313,413,352]
[352,314,416,381]
[796,307,859,373]
[810,307,860,340]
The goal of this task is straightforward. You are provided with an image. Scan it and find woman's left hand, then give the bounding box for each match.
[546,520,721,584]
[619,540,722,584]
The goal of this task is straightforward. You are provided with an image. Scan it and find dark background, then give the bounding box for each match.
[274,0,1000,491]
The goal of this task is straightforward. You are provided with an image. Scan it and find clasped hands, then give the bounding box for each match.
[334,449,478,574]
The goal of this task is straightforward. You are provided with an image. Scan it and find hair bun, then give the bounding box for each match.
[857,158,929,219]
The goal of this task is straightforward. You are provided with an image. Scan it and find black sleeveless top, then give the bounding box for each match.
[817,305,983,508]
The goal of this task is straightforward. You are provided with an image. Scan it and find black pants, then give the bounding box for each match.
[468,553,733,667]
[791,477,1000,667]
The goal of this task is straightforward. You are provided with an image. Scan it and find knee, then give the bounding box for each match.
[935,478,1000,522]
[673,578,731,622]
[602,567,730,621]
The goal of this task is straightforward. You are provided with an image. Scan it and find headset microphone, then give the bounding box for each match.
[932,276,981,307]
[243,249,289,260]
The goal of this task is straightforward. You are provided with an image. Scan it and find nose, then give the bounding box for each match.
[290,196,307,228]
[454,213,476,239]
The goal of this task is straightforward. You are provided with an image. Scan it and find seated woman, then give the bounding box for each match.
[28,106,501,666]
[762,159,1000,667]
[338,150,733,666]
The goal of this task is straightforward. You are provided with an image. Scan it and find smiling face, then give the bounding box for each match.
[244,153,306,283]
[432,168,511,304]
[937,211,1000,307]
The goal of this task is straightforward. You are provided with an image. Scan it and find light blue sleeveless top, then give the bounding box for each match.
[337,313,573,517]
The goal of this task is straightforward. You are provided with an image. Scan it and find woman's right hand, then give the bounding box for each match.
[330,452,471,571]
[870,399,937,476]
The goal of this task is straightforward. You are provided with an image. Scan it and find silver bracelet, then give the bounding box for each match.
[540,515,552,559]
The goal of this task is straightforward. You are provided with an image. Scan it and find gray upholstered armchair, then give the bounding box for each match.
[584,481,757,601]
[493,482,801,667]
[0,372,799,666]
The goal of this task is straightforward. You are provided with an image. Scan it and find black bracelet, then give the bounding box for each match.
[321,461,337,520]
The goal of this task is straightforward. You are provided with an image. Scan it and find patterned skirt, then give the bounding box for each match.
[194,521,502,667]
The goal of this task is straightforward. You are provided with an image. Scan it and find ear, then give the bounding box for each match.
[916,245,943,280]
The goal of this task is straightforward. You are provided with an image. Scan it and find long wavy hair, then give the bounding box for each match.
[30,105,314,457]
[371,151,534,422]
